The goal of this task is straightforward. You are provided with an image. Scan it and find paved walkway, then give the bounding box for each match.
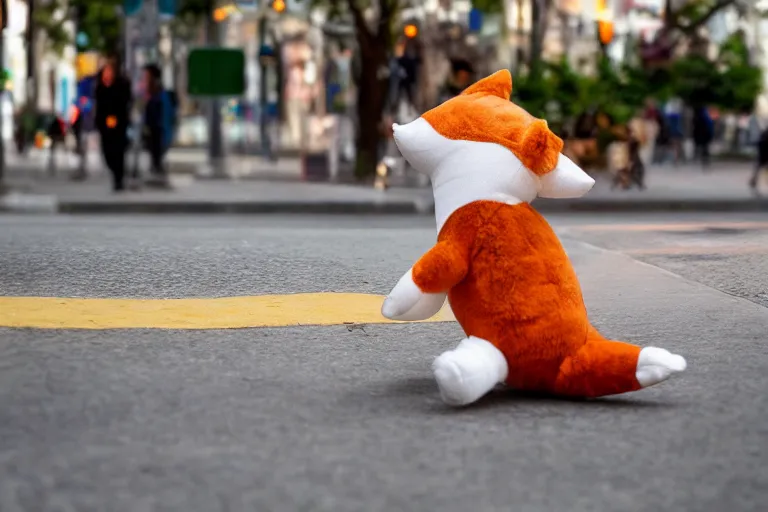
[2,152,768,214]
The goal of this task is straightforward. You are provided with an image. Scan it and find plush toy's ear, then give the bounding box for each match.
[461,69,512,100]
[518,119,564,176]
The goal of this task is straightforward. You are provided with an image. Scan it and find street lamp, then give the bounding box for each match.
[596,0,614,49]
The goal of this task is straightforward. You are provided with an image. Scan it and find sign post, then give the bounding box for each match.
[124,0,161,181]
[0,0,7,190]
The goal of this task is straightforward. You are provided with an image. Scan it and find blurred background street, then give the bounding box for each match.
[2,0,768,207]
[3,1,768,511]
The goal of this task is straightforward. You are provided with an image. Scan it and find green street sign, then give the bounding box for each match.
[187,48,246,97]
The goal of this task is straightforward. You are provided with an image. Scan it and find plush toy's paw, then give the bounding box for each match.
[382,269,445,321]
[635,347,687,388]
[433,337,508,407]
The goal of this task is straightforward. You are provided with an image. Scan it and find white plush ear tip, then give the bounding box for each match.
[538,154,595,199]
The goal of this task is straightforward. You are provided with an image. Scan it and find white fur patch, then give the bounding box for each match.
[393,118,538,232]
[381,269,446,321]
[433,336,509,406]
[636,347,687,388]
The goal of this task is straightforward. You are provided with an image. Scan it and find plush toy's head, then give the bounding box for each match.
[392,69,594,202]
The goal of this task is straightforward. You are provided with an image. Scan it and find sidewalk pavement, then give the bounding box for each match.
[2,152,768,215]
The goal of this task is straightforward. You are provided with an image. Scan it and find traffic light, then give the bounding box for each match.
[404,23,418,38]
[597,20,614,46]
[1,0,7,29]
[213,4,237,22]
[272,0,286,12]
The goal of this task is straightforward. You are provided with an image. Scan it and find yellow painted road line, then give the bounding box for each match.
[0,293,455,330]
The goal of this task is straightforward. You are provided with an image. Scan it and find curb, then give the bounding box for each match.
[57,199,432,215]
[5,197,768,215]
[533,198,768,213]
[0,193,59,214]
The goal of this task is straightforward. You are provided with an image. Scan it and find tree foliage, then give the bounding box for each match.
[32,0,122,55]
[73,0,123,53]
[670,31,762,112]
[663,0,746,35]
[470,0,503,15]
[514,28,763,131]
[32,0,71,55]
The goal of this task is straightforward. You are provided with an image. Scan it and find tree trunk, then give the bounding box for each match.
[25,0,37,109]
[353,43,387,179]
[529,0,552,77]
[663,0,674,28]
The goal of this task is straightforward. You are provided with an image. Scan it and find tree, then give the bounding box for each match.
[24,0,123,111]
[671,31,762,112]
[314,0,402,179]
[71,0,123,54]
[663,0,745,36]
[31,0,122,55]
[528,0,555,77]
[641,0,749,67]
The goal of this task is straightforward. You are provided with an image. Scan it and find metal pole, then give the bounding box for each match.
[258,14,269,158]
[206,10,225,176]
[0,27,5,191]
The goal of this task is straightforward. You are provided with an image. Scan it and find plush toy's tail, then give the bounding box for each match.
[552,326,685,398]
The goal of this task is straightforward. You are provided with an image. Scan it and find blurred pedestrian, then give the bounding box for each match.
[664,98,684,165]
[141,63,176,188]
[390,40,420,116]
[70,75,97,181]
[44,113,67,176]
[691,106,713,171]
[652,108,671,165]
[436,59,474,105]
[749,125,768,191]
[94,55,132,192]
[640,99,660,168]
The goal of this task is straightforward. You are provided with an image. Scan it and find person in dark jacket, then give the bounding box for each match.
[691,106,713,170]
[94,56,132,192]
[436,59,474,105]
[141,64,174,187]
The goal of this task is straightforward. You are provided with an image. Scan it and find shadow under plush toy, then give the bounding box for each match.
[382,70,686,407]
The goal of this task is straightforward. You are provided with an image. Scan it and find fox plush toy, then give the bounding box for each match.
[382,70,687,406]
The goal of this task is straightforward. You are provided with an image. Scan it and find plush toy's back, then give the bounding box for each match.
[384,69,688,407]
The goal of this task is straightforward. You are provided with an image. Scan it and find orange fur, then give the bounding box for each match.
[412,201,642,398]
[412,241,469,293]
[421,70,564,176]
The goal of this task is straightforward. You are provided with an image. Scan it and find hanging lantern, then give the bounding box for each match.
[598,19,614,46]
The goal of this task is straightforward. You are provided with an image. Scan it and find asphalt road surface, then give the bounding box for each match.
[1,212,767,512]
